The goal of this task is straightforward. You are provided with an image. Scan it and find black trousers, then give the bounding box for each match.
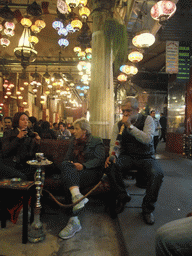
[154,136,160,153]
[58,161,103,215]
[160,128,166,142]
[115,155,164,213]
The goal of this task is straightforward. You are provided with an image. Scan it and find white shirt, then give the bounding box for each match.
[109,115,155,154]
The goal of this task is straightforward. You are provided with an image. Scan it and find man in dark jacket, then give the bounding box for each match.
[58,118,105,240]
[105,97,164,225]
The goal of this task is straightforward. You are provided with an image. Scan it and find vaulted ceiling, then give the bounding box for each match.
[0,0,191,95]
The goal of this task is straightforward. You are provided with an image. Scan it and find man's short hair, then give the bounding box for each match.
[58,122,66,127]
[4,116,12,122]
[150,110,155,114]
[73,118,91,135]
[121,97,138,109]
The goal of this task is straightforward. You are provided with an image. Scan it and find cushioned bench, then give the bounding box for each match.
[39,139,116,217]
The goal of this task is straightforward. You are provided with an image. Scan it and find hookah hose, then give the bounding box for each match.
[42,173,107,208]
[109,124,125,162]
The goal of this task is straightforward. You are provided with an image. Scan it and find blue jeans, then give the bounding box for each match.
[156,217,192,255]
[116,155,164,213]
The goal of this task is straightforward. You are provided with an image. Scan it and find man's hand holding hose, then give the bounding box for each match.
[105,124,125,168]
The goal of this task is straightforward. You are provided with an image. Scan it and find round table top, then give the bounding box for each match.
[27,159,53,166]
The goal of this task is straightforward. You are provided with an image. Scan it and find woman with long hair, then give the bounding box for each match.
[2,112,41,180]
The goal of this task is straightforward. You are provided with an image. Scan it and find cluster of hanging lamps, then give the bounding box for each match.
[0,21,15,47]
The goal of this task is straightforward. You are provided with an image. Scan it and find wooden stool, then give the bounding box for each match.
[0,179,35,244]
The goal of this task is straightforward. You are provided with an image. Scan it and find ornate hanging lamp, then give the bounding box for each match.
[79,6,90,19]
[14,27,37,69]
[132,31,155,48]
[120,63,138,76]
[128,49,143,63]
[71,18,82,31]
[117,73,128,82]
[79,0,87,7]
[66,0,80,9]
[21,17,32,28]
[151,0,176,25]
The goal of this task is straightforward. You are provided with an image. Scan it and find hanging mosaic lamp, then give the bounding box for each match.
[128,50,143,63]
[151,1,176,25]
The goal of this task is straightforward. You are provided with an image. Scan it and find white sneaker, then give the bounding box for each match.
[72,194,89,212]
[59,218,82,239]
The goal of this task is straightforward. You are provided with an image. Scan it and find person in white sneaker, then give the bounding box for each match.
[58,118,105,239]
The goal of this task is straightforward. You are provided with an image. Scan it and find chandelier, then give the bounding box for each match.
[132,31,155,48]
[14,27,37,69]
[151,1,177,25]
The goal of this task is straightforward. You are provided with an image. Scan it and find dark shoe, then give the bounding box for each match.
[142,212,155,225]
[116,194,131,214]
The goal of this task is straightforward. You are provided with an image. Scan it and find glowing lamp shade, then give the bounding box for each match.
[31,25,41,33]
[78,51,86,58]
[117,73,127,82]
[28,36,39,45]
[4,29,15,37]
[18,96,23,99]
[120,64,138,76]
[66,0,80,8]
[132,31,155,48]
[66,23,75,33]
[1,38,10,47]
[151,1,176,24]
[58,38,69,47]
[52,20,63,30]
[58,28,68,36]
[128,50,143,63]
[79,7,90,19]
[85,47,92,54]
[35,19,46,29]
[79,0,87,6]
[23,101,28,105]
[21,17,32,27]
[5,22,15,30]
[74,46,81,53]
[33,88,38,93]
[71,19,82,31]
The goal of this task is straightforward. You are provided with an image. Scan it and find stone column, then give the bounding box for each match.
[89,6,114,139]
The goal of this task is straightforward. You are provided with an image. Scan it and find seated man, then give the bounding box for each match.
[57,122,71,140]
[155,215,192,255]
[57,118,105,239]
[105,97,164,225]
[3,116,12,135]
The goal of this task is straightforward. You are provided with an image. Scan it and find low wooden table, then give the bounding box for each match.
[0,179,35,244]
